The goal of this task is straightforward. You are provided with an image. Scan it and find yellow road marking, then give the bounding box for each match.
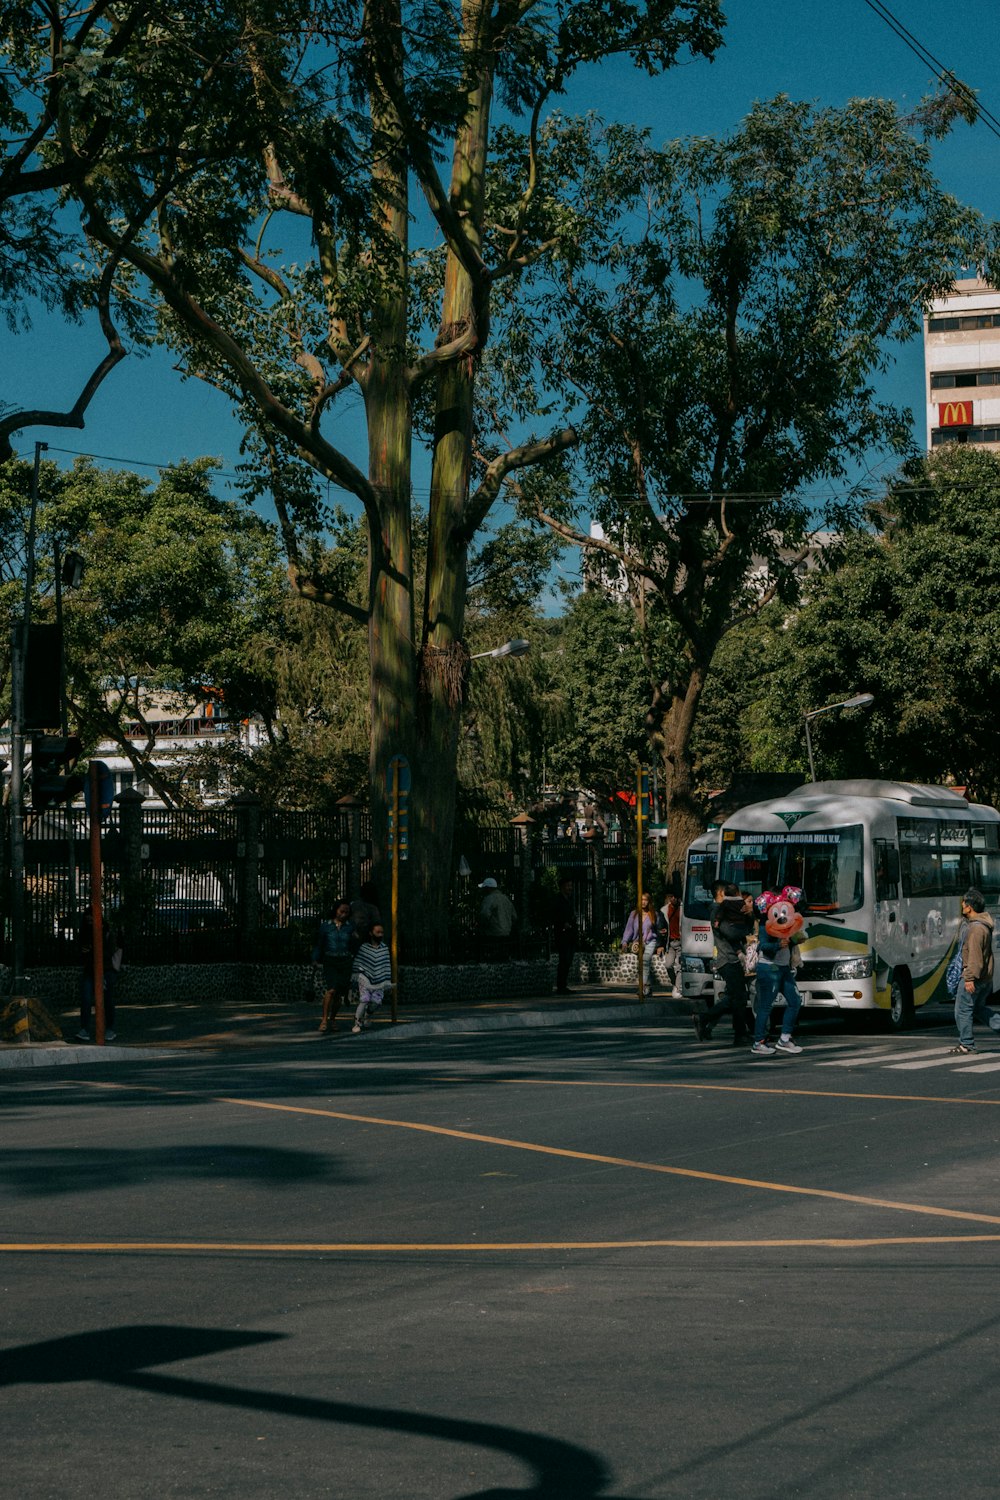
[5,1235,1000,1253]
[72,1079,1000,1233]
[500,1077,1000,1108]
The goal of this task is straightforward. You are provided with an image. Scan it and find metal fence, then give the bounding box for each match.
[1,799,658,967]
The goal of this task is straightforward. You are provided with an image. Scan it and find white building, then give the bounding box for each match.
[95,690,265,806]
[924,277,1000,454]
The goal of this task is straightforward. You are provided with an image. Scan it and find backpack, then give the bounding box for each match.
[945,922,966,996]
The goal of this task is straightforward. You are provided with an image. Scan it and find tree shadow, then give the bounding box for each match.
[1,1324,642,1499]
[1,1144,361,1197]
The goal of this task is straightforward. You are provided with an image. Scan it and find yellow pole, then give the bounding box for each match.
[636,765,645,1004]
[390,758,400,1023]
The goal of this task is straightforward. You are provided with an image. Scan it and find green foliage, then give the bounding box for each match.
[777,446,1000,803]
[543,588,651,803]
[497,92,992,869]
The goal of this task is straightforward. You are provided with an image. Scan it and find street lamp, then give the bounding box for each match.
[469,638,531,661]
[803,693,875,782]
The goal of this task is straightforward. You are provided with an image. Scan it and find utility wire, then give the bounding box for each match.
[11,441,973,509]
[862,0,1000,143]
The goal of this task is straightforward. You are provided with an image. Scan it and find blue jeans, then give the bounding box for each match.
[641,939,657,992]
[754,963,802,1044]
[954,977,999,1048]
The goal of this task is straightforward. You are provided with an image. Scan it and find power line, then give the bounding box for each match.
[861,0,1000,143]
[16,443,974,509]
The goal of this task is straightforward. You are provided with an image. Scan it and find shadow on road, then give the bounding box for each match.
[1,1324,643,1499]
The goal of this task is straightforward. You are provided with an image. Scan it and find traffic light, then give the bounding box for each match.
[30,734,84,810]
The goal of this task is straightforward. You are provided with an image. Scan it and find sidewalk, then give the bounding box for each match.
[0,983,690,1069]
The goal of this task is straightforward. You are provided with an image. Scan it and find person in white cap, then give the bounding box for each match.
[478,876,516,953]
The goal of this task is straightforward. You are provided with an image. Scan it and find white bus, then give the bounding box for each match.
[716,779,1000,1029]
[680,830,719,1005]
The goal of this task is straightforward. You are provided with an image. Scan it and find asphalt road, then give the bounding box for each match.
[5,1010,1000,1499]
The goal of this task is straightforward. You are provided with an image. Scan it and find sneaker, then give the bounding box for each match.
[104,1030,117,1042]
[750,1040,775,1056]
[75,1029,90,1042]
[352,1022,362,1034]
[774,1036,802,1055]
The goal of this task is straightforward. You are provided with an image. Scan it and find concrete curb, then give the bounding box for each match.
[0,1044,189,1070]
[383,999,680,1038]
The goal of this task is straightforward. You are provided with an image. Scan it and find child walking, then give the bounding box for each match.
[351,921,394,1033]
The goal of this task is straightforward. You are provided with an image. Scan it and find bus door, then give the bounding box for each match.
[873,838,902,995]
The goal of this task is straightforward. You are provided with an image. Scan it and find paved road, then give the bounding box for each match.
[5,1013,1000,1499]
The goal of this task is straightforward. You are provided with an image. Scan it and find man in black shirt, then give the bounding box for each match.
[693,883,755,1045]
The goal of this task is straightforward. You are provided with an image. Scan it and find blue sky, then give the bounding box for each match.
[5,0,999,575]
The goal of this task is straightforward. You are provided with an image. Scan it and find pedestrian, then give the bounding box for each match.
[349,881,381,944]
[655,889,683,998]
[553,875,577,993]
[693,883,755,1045]
[76,909,120,1043]
[750,887,805,1057]
[312,898,355,1033]
[351,920,394,1033]
[950,887,998,1054]
[479,876,517,959]
[622,891,657,997]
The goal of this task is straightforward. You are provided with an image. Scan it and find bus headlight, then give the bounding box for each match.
[832,956,873,980]
[682,955,706,973]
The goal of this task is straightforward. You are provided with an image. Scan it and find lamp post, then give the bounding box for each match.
[803,693,875,782]
[469,638,531,661]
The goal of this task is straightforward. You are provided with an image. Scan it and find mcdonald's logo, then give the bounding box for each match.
[939,400,973,427]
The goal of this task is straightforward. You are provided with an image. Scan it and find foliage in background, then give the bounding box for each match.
[503,94,992,873]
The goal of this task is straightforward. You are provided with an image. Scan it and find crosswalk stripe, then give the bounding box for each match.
[886,1053,993,1070]
[816,1047,955,1067]
[953,1059,1000,1073]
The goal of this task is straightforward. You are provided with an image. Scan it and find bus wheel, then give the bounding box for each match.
[889,976,915,1032]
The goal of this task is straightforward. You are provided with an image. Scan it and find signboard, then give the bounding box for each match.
[83,760,115,822]
[938,400,973,427]
[724,829,845,848]
[386,754,410,861]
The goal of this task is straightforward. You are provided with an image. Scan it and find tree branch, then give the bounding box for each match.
[0,253,126,462]
[465,425,578,539]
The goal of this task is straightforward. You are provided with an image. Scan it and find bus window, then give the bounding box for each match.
[974,851,1000,898]
[718,826,864,914]
[683,852,715,920]
[900,845,940,898]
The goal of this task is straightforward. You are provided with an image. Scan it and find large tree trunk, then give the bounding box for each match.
[364,0,417,922]
[662,662,710,884]
[414,6,494,947]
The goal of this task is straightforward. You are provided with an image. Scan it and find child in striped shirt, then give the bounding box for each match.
[351,922,394,1032]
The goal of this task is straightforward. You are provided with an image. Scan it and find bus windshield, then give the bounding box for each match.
[718,825,864,914]
[684,848,716,920]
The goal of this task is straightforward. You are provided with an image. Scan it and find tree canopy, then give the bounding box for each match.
[1,0,727,929]
[510,94,993,870]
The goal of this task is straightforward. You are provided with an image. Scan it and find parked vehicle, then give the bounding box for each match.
[716,779,1000,1029]
[680,830,720,1005]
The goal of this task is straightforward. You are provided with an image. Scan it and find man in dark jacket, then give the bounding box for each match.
[693,883,755,1045]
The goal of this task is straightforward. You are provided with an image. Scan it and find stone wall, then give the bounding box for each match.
[0,950,673,1006]
[0,959,552,1007]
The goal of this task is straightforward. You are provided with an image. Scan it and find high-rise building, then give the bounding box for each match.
[924,276,1000,454]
